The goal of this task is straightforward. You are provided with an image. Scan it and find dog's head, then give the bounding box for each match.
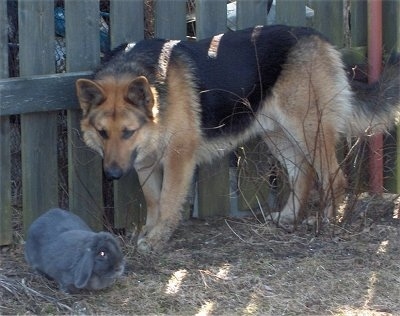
[76,76,158,179]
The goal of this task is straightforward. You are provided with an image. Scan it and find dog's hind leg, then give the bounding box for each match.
[264,130,315,224]
[275,118,346,224]
[306,124,346,221]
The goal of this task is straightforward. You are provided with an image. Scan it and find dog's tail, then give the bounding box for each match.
[347,61,400,136]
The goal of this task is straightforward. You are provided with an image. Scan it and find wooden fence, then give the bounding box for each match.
[0,0,399,246]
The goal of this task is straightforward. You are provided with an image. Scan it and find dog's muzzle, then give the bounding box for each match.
[104,163,124,180]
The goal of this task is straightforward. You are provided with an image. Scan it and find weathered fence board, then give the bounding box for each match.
[196,0,227,39]
[0,116,11,245]
[309,0,344,46]
[351,0,367,47]
[235,1,276,213]
[0,1,7,78]
[237,0,269,28]
[110,0,144,48]
[382,0,400,193]
[155,0,187,39]
[0,0,12,246]
[195,0,231,218]
[65,0,104,231]
[109,0,146,231]
[19,0,59,234]
[0,0,398,246]
[275,0,306,26]
[0,72,91,116]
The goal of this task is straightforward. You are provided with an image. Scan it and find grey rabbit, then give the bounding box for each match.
[25,208,125,293]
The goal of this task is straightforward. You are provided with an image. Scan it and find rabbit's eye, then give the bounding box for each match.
[99,251,107,257]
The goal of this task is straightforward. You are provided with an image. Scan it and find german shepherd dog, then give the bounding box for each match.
[76,25,399,252]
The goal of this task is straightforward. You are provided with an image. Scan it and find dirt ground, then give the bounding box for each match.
[1,193,400,315]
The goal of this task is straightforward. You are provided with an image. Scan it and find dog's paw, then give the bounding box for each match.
[269,211,296,225]
[302,215,317,226]
[137,238,153,254]
[136,224,167,254]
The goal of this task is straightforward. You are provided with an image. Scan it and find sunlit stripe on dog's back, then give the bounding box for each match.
[207,33,224,59]
[124,42,136,52]
[251,25,263,43]
[157,40,181,80]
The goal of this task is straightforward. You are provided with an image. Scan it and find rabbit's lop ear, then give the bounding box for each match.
[74,248,94,289]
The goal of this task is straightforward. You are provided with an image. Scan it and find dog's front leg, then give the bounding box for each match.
[136,163,162,244]
[137,150,196,253]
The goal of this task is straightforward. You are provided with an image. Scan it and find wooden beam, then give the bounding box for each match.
[66,0,104,231]
[0,0,12,246]
[19,0,58,234]
[0,71,92,116]
[195,0,231,218]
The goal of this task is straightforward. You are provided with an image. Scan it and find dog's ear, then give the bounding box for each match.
[76,79,106,115]
[126,76,154,118]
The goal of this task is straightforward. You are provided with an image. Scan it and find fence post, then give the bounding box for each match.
[275,0,306,26]
[309,0,344,46]
[367,0,383,194]
[0,0,12,245]
[237,0,270,28]
[351,0,367,47]
[110,0,147,231]
[234,1,274,213]
[19,0,59,234]
[110,0,144,47]
[195,0,231,218]
[382,0,400,193]
[155,0,187,40]
[66,0,104,231]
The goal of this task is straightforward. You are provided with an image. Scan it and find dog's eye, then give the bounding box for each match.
[122,128,135,140]
[98,250,107,258]
[98,129,109,139]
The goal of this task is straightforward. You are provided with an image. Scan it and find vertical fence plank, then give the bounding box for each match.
[383,0,400,54]
[309,0,344,46]
[155,0,187,39]
[110,0,144,48]
[342,0,368,194]
[196,0,227,39]
[110,0,146,230]
[275,0,306,26]
[153,0,191,219]
[195,0,231,218]
[19,0,59,234]
[66,0,104,231]
[382,0,400,193]
[237,0,269,29]
[0,0,12,245]
[351,0,367,47]
[235,1,275,213]
[0,114,11,245]
[113,171,146,231]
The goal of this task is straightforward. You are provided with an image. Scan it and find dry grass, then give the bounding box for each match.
[1,193,399,315]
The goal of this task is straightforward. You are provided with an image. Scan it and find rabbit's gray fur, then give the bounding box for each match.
[25,208,125,293]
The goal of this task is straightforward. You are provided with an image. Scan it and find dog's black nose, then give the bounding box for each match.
[104,165,123,180]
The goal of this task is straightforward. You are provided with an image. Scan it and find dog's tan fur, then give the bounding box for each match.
[76,26,398,252]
